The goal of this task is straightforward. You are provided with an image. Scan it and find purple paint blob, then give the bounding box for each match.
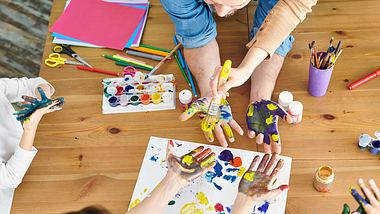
[219,150,234,162]
[150,154,158,162]
[214,162,223,177]
[213,182,222,190]
[258,201,270,213]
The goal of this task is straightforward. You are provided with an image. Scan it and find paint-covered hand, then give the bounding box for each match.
[22,100,63,131]
[166,140,217,186]
[246,99,290,154]
[14,87,64,123]
[348,178,380,214]
[179,97,243,147]
[238,153,288,204]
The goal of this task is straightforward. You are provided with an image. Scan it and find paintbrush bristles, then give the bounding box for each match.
[309,39,343,69]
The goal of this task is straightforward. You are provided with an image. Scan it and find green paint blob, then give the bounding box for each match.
[168,200,176,205]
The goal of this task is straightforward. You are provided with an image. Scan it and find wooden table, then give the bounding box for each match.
[12,0,380,213]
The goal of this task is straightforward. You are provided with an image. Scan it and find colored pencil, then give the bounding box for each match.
[113,55,153,69]
[174,54,190,85]
[126,50,165,61]
[76,66,120,76]
[174,35,198,97]
[139,44,171,53]
[129,47,169,57]
[146,42,182,77]
[115,61,153,71]
[115,54,147,64]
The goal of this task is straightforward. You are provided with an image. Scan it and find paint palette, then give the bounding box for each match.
[129,137,292,214]
[102,72,176,114]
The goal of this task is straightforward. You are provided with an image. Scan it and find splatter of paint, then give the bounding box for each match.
[129,198,140,209]
[196,192,209,205]
[180,202,204,214]
[213,182,222,190]
[226,168,239,172]
[214,203,224,212]
[244,172,255,182]
[182,155,194,166]
[214,162,223,177]
[168,200,175,205]
[223,175,237,183]
[237,167,246,177]
[258,201,270,213]
[204,171,217,183]
[219,150,233,162]
[229,157,242,167]
[226,206,231,213]
[150,154,159,162]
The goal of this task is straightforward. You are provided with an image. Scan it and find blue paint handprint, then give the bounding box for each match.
[14,87,64,122]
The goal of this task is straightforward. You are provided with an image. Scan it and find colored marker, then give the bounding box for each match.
[139,44,171,53]
[76,66,120,76]
[126,50,165,61]
[174,35,198,97]
[129,47,169,57]
[174,54,190,85]
[348,68,380,90]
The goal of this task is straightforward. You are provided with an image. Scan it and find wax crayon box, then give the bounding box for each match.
[102,72,176,114]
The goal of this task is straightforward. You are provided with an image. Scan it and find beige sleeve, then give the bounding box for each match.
[246,0,318,57]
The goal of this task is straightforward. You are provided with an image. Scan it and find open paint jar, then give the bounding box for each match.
[130,95,140,106]
[119,95,130,106]
[116,86,124,95]
[358,134,373,151]
[151,93,161,104]
[140,94,150,105]
[136,84,145,91]
[369,140,380,155]
[108,96,119,107]
[313,165,334,192]
[106,86,118,96]
[125,85,135,93]
[162,92,172,104]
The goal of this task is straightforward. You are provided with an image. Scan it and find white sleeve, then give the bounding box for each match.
[0,146,38,189]
[0,77,55,103]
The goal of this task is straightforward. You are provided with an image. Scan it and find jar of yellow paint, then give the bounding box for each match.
[151,93,161,104]
[313,165,334,192]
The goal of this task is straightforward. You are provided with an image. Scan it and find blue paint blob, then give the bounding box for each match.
[214,161,223,177]
[258,201,270,213]
[219,150,233,162]
[204,171,217,183]
[226,207,231,213]
[223,175,237,183]
[150,154,159,162]
[213,182,223,190]
[226,168,239,172]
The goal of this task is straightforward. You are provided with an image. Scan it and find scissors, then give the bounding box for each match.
[123,66,138,77]
[53,44,93,68]
[44,53,84,68]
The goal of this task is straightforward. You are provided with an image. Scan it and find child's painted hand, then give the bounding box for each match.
[349,178,380,214]
[166,140,216,187]
[22,100,63,131]
[238,153,288,205]
[246,99,290,154]
[14,87,64,123]
[179,97,243,147]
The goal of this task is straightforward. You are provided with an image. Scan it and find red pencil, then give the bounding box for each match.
[347,68,380,90]
[76,66,120,76]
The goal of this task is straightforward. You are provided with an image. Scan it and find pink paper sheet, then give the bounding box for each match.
[50,0,146,50]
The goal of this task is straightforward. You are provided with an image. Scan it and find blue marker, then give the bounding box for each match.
[173,35,198,97]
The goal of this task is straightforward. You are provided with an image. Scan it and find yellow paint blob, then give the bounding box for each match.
[182,155,194,166]
[265,115,274,125]
[207,205,215,211]
[223,125,234,138]
[267,103,278,111]
[271,134,279,141]
[196,192,209,205]
[247,105,254,117]
[180,202,204,214]
[143,188,147,193]
[129,198,141,209]
[237,167,246,177]
[244,172,255,182]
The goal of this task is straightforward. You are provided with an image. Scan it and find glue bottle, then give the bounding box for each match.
[288,101,303,124]
[179,89,193,111]
[313,165,334,192]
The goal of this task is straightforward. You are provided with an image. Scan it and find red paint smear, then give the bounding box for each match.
[168,140,174,147]
[279,184,289,191]
[214,203,224,212]
[229,157,242,167]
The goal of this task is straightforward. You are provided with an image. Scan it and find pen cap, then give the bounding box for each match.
[179,90,193,105]
[278,91,293,110]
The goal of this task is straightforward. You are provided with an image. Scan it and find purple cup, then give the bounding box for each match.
[308,63,334,97]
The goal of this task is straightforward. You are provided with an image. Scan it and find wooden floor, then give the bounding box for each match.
[11,0,380,213]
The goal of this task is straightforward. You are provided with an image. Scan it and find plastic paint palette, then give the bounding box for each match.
[102,72,176,114]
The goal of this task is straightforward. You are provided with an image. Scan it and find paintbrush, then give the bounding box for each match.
[145,42,182,79]
[200,60,232,133]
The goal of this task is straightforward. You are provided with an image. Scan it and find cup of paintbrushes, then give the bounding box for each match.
[308,52,334,97]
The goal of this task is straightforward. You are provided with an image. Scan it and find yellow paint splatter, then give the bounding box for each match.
[223,125,234,138]
[237,167,246,177]
[129,198,140,209]
[180,202,204,214]
[196,192,209,205]
[143,188,147,193]
[207,205,214,211]
[182,155,193,166]
[247,105,254,117]
[244,172,255,182]
[200,155,215,168]
[265,115,274,125]
[267,103,278,111]
[271,134,279,141]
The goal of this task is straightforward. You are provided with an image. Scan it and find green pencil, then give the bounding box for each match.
[115,61,153,71]
[174,54,190,86]
[140,44,171,53]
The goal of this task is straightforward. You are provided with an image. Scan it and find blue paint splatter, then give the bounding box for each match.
[226,206,231,213]
[258,201,270,213]
[204,171,217,182]
[226,168,239,172]
[214,161,223,177]
[223,175,237,183]
[150,154,158,162]
[213,182,222,190]
[219,150,233,162]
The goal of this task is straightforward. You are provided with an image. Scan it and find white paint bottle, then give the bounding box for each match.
[278,91,293,111]
[288,101,303,124]
[179,89,193,111]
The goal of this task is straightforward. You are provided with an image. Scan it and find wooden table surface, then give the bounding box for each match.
[11,0,380,213]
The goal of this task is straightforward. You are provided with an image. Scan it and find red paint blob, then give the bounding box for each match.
[214,203,224,212]
[229,157,242,167]
[168,140,174,147]
[280,184,289,191]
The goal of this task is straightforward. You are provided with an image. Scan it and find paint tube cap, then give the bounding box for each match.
[179,90,193,105]
[288,101,303,115]
[279,91,293,105]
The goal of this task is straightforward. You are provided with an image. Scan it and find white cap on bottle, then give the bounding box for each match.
[288,101,303,115]
[278,91,293,110]
[179,90,193,105]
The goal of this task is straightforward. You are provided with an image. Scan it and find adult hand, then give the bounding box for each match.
[166,140,216,187]
[179,97,244,147]
[246,99,291,154]
[350,178,380,214]
[238,153,289,204]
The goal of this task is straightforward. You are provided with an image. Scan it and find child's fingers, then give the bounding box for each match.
[256,133,264,145]
[179,103,201,121]
[358,178,379,206]
[248,130,255,138]
[257,153,270,172]
[222,123,235,143]
[214,124,228,148]
[263,143,272,155]
[229,119,244,136]
[195,148,212,162]
[264,153,278,175]
[203,129,214,143]
[166,140,175,160]
[368,179,380,200]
